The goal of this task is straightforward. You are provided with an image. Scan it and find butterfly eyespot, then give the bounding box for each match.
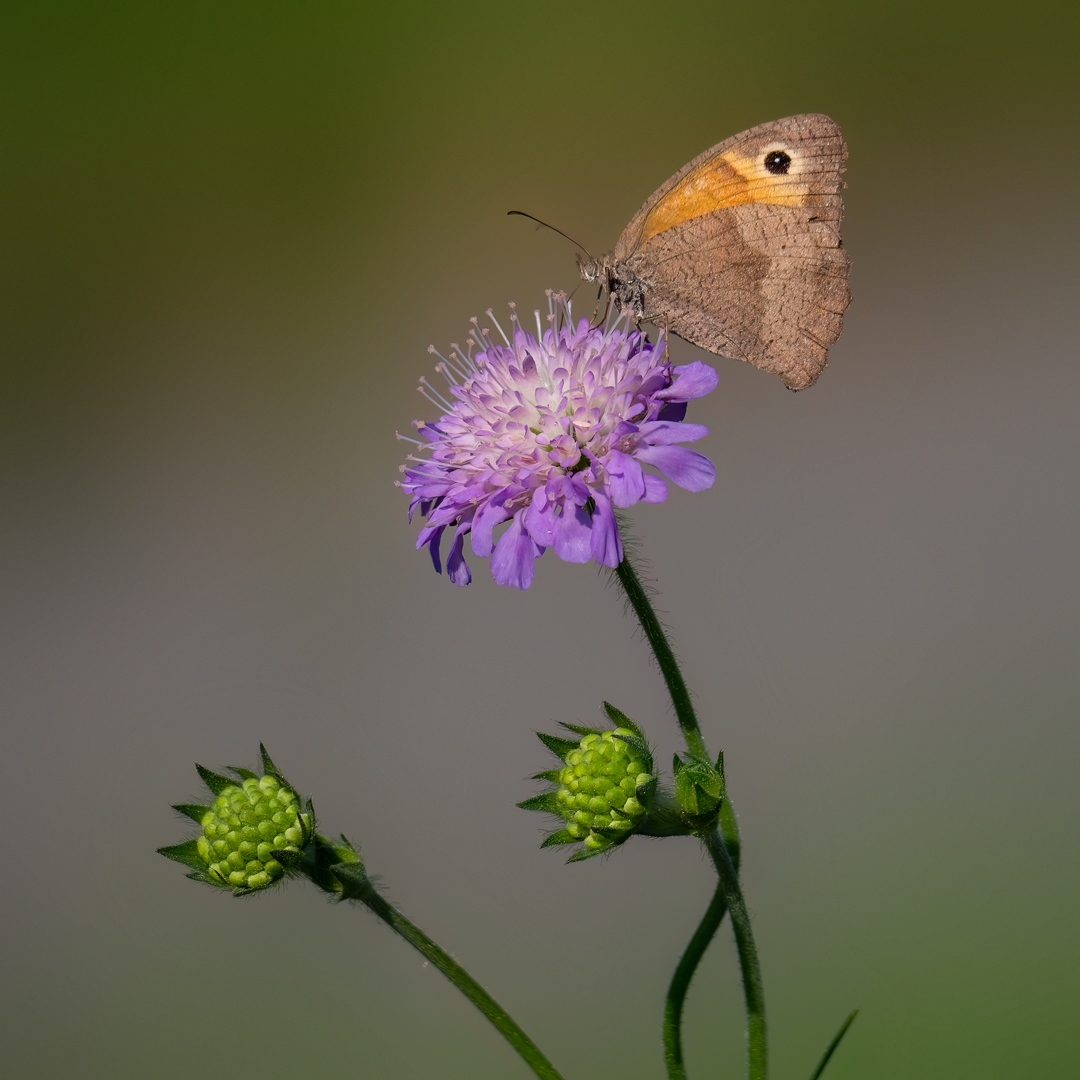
[763,150,792,175]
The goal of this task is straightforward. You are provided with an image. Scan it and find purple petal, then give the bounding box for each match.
[604,449,647,508]
[655,361,719,402]
[524,488,557,546]
[424,525,446,573]
[588,492,622,567]
[471,497,512,556]
[491,513,543,589]
[641,474,668,503]
[446,528,472,586]
[553,503,593,563]
[638,420,709,446]
[636,445,715,492]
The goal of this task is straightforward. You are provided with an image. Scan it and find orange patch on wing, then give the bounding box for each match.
[640,150,810,245]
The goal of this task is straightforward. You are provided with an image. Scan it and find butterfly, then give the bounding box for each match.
[575,114,850,390]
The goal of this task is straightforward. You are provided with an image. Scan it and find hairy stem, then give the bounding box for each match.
[612,550,707,759]
[703,827,767,1080]
[357,884,565,1080]
[663,800,742,1079]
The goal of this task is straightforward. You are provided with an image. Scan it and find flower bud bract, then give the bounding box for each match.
[519,704,658,862]
[159,745,315,897]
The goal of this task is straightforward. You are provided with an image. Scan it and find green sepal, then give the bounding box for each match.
[540,829,578,847]
[195,764,235,797]
[566,844,608,863]
[635,774,659,804]
[559,722,603,737]
[259,744,289,785]
[675,770,703,815]
[600,702,644,740]
[299,798,317,843]
[536,731,581,760]
[517,791,562,814]
[299,832,364,895]
[531,769,562,782]
[228,767,259,781]
[271,848,304,869]
[157,839,206,871]
[329,833,363,865]
[587,824,630,840]
[612,733,651,762]
[329,859,372,902]
[673,752,725,817]
[183,868,215,884]
[672,753,684,777]
[172,803,210,824]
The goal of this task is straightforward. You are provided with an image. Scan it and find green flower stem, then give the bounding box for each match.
[703,827,767,1080]
[612,551,707,760]
[664,879,728,1080]
[352,879,565,1080]
[612,536,765,1079]
[663,803,742,1080]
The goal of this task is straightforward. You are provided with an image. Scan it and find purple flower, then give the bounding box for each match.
[398,292,717,589]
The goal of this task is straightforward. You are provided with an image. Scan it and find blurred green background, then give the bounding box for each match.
[2,1,1077,1077]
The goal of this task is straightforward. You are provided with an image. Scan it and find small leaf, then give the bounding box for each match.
[228,767,258,781]
[259,744,289,785]
[540,829,578,848]
[600,702,643,739]
[672,753,684,777]
[517,792,562,814]
[635,774,659,804]
[808,1009,859,1080]
[333,834,363,865]
[674,770,703,814]
[537,732,581,760]
[531,769,562,782]
[195,764,235,797]
[611,733,651,762]
[559,722,602,737]
[329,860,371,901]
[158,840,205,871]
[566,845,607,863]
[172,803,210,824]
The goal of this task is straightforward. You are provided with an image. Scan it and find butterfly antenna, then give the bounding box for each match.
[507,211,593,259]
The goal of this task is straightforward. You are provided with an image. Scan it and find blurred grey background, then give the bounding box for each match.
[2,1,1077,1077]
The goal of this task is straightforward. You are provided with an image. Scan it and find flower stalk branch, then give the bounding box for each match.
[611,532,766,1079]
[161,753,566,1080]
[703,827,767,1080]
[663,799,742,1080]
[326,848,566,1080]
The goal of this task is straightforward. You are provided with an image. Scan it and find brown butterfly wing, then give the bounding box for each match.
[614,114,850,390]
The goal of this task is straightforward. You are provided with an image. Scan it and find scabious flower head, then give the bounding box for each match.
[519,704,658,862]
[159,745,315,897]
[398,291,718,589]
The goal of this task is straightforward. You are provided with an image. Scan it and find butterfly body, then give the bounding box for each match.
[578,114,850,391]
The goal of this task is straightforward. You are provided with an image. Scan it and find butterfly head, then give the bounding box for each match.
[576,253,647,319]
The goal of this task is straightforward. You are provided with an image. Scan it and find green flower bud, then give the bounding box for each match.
[518,703,658,862]
[159,744,315,896]
[672,750,726,827]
